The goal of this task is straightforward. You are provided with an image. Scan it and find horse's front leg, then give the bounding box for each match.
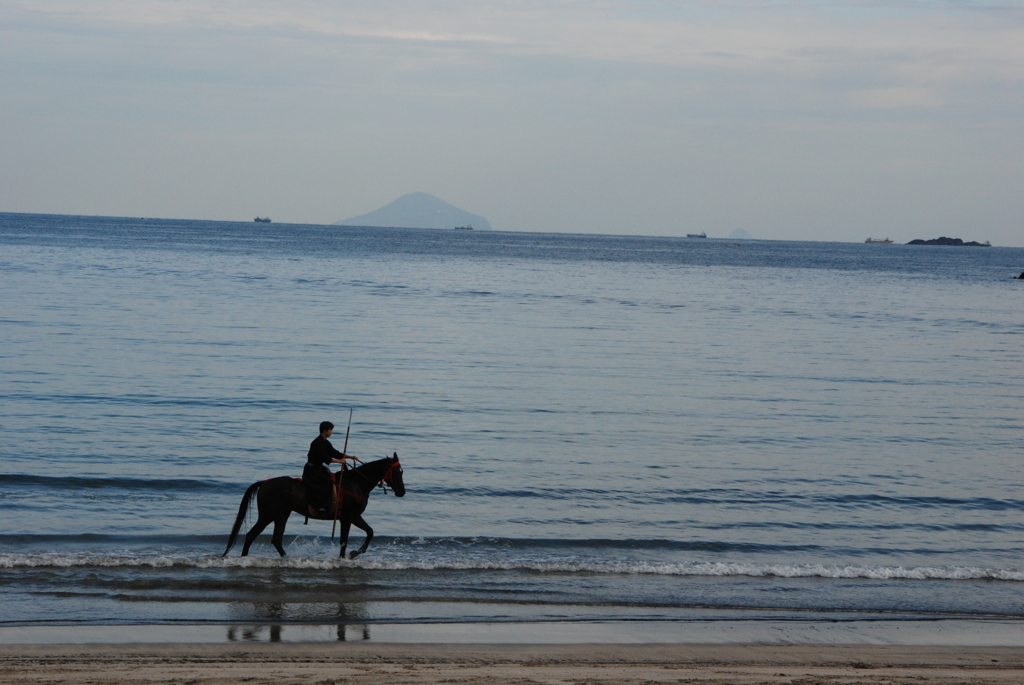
[349,515,374,559]
[337,520,351,558]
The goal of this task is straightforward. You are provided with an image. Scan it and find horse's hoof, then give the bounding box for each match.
[349,551,361,560]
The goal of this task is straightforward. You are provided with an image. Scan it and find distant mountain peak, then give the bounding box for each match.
[335,192,492,230]
[728,228,754,240]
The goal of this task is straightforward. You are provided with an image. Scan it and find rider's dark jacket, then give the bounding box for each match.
[303,435,343,510]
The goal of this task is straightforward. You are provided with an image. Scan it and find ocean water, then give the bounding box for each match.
[2,213,1023,635]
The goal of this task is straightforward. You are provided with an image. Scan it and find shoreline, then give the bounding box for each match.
[3,619,1024,646]
[2,643,1023,685]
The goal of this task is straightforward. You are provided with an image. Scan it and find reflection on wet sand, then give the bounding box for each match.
[226,624,370,642]
[226,626,279,642]
[337,624,371,641]
[223,599,374,641]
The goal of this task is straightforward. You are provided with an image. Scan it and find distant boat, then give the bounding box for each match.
[254,217,271,223]
[865,237,893,244]
[686,232,707,238]
[454,224,473,230]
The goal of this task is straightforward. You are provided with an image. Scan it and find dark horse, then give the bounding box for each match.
[223,454,405,559]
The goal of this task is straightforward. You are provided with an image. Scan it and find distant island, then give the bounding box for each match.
[729,228,754,240]
[908,237,990,247]
[335,192,492,230]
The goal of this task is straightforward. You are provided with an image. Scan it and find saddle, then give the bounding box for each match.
[304,471,342,520]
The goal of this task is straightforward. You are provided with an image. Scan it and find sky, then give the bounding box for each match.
[1,1,1022,244]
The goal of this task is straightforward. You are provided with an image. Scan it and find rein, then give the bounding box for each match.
[347,459,401,493]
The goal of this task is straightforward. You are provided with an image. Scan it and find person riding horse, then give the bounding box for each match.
[224,451,404,558]
[304,421,358,517]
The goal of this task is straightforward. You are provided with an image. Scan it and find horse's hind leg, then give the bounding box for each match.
[241,513,274,557]
[270,513,291,557]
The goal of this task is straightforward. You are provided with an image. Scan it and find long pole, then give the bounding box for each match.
[341,407,352,457]
[332,408,353,540]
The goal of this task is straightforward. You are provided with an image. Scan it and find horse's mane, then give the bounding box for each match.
[352,455,393,473]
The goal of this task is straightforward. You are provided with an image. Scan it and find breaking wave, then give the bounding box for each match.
[3,552,1023,581]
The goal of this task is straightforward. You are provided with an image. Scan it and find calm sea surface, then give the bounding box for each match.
[2,213,1023,633]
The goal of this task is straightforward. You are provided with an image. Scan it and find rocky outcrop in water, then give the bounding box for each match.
[907,237,990,246]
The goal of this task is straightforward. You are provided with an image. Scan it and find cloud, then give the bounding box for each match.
[7,1,1023,101]
[3,0,518,43]
[850,87,945,109]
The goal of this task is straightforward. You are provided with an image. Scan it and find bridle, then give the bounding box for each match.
[377,459,402,494]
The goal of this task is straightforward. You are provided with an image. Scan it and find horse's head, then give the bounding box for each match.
[383,452,405,497]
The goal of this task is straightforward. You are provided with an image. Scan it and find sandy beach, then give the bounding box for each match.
[3,643,1023,685]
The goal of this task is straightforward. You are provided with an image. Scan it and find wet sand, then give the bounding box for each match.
[3,643,1024,685]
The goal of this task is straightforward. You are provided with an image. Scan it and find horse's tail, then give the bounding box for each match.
[223,480,262,556]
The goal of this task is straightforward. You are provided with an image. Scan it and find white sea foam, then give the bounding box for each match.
[2,553,1023,581]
